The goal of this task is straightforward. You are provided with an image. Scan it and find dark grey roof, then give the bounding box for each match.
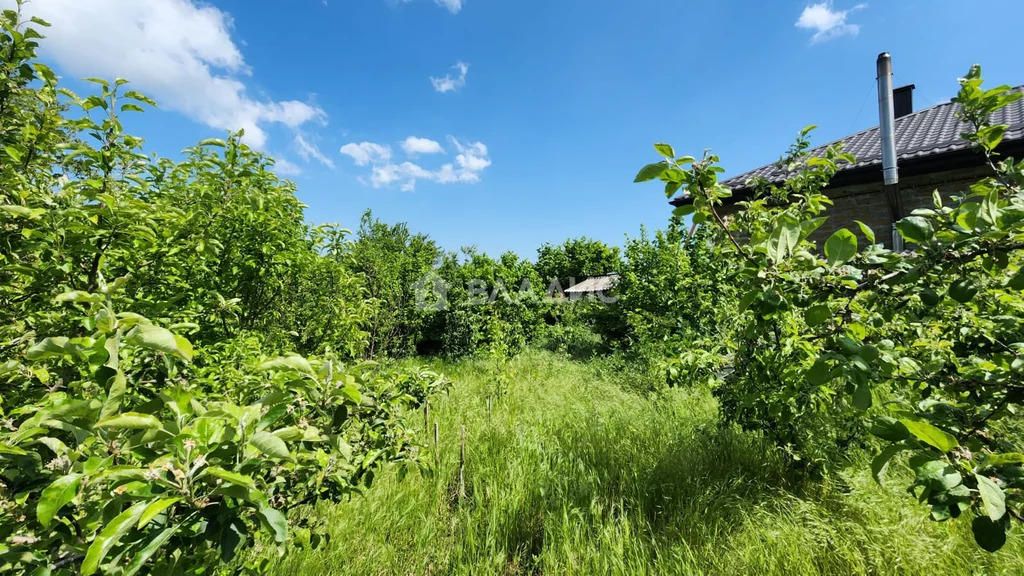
[673,86,1024,203]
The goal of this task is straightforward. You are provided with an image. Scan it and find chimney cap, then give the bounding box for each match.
[894,84,916,93]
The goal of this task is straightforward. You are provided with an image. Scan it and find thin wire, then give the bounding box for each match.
[894,73,945,109]
[846,79,876,135]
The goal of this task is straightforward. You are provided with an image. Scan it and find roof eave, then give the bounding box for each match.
[668,139,1024,208]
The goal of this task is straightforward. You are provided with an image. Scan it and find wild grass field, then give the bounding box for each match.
[266,350,1023,575]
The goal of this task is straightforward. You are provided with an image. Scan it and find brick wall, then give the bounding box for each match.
[722,166,990,249]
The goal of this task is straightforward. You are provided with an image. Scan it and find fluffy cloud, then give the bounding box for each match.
[295,135,335,169]
[430,62,469,93]
[6,0,325,148]
[273,158,304,176]
[401,136,445,156]
[434,0,463,13]
[340,136,490,191]
[340,142,393,166]
[796,2,866,43]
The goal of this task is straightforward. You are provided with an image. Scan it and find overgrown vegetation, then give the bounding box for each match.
[265,351,1024,575]
[0,8,445,574]
[3,1,1023,573]
[636,66,1024,550]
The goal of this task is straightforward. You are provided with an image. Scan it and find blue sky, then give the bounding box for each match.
[11,0,1024,258]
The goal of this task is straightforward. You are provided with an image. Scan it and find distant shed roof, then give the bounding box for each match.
[671,85,1024,206]
[563,274,620,295]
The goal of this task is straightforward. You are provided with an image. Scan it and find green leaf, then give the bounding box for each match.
[0,204,44,219]
[949,277,979,303]
[36,473,82,528]
[25,337,70,361]
[81,501,148,576]
[824,229,858,267]
[55,290,104,303]
[803,305,829,328]
[654,143,675,159]
[805,358,832,386]
[173,335,194,362]
[800,216,828,238]
[272,427,304,442]
[919,288,941,306]
[853,220,876,244]
[125,323,193,361]
[666,181,683,200]
[983,453,1024,467]
[976,125,1007,152]
[766,215,801,263]
[852,380,872,410]
[258,506,288,543]
[972,516,1007,552]
[258,355,315,378]
[4,145,23,162]
[95,412,162,430]
[122,525,181,576]
[978,189,1001,226]
[868,416,910,442]
[99,371,126,420]
[899,419,959,453]
[202,467,256,489]
[339,384,362,405]
[975,474,1006,521]
[633,162,668,183]
[895,216,934,244]
[249,431,291,459]
[138,497,181,529]
[871,445,904,485]
[738,290,759,312]
[1008,268,1024,291]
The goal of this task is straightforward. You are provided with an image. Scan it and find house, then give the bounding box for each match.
[561,273,620,299]
[670,55,1024,249]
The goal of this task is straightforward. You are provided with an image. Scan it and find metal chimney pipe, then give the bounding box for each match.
[876,53,899,185]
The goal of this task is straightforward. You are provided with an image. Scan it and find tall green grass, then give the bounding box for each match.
[268,350,1022,575]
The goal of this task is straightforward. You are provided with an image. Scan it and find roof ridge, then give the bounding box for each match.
[715,85,1024,189]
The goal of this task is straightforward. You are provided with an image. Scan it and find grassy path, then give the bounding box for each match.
[269,350,1022,575]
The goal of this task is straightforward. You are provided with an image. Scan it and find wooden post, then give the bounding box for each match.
[423,402,429,432]
[458,424,466,502]
[433,422,440,471]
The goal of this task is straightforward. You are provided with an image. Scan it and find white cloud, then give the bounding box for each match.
[340,142,393,166]
[401,136,445,156]
[434,0,463,13]
[430,61,469,93]
[273,158,303,176]
[795,2,866,43]
[340,136,490,191]
[448,138,491,179]
[400,0,463,14]
[295,134,335,169]
[5,0,325,148]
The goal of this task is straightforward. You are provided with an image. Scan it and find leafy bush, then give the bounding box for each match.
[349,211,443,359]
[637,66,1024,550]
[534,237,622,291]
[0,7,444,574]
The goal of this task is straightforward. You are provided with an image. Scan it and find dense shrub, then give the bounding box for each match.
[534,236,621,290]
[0,9,444,575]
[349,211,442,359]
[637,66,1024,550]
